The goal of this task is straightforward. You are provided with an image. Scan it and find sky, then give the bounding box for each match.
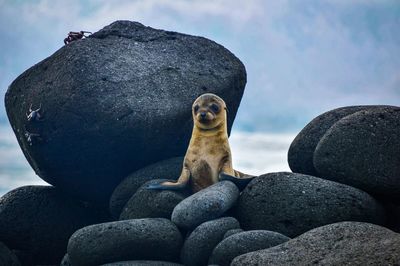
[0,0,399,132]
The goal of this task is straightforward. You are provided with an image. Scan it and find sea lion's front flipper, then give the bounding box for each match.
[147,166,190,191]
[146,180,188,191]
[219,172,255,191]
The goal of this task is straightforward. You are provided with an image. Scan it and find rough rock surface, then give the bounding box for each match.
[232,222,400,265]
[60,254,71,266]
[172,181,239,229]
[0,242,20,266]
[287,105,391,176]
[110,157,183,218]
[209,230,290,266]
[180,217,240,266]
[314,106,400,197]
[223,229,244,239]
[119,179,187,220]
[0,186,108,265]
[68,218,182,266]
[235,172,385,237]
[102,261,183,266]
[5,20,246,203]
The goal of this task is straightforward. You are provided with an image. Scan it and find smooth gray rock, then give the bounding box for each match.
[0,186,108,265]
[180,217,240,266]
[232,222,400,265]
[172,181,239,229]
[209,230,290,266]
[5,20,246,203]
[68,218,182,266]
[102,261,183,266]
[287,106,388,176]
[119,179,187,220]
[110,157,183,218]
[0,242,20,266]
[314,106,400,197]
[223,229,244,239]
[235,172,385,237]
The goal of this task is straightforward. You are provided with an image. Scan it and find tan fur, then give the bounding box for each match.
[160,93,246,192]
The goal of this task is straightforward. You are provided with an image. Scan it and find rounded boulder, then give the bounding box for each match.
[171,181,239,230]
[235,172,385,237]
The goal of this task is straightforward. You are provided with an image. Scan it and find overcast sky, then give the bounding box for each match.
[1,0,399,132]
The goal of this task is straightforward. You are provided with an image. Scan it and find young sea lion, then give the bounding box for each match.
[147,93,254,192]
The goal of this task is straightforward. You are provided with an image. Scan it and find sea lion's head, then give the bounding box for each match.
[192,93,227,130]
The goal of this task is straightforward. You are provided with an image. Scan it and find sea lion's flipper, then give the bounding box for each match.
[146,180,188,191]
[219,172,255,191]
[146,166,190,191]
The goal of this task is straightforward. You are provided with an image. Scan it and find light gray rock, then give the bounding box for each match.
[180,217,240,266]
[172,181,239,229]
[209,230,290,266]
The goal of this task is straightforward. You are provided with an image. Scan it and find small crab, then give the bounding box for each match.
[24,130,41,146]
[26,103,43,122]
[64,31,92,45]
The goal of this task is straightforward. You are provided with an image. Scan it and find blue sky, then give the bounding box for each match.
[0,0,399,132]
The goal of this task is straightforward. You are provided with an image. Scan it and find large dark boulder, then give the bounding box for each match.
[68,218,182,266]
[5,20,246,203]
[0,186,109,265]
[287,105,392,176]
[110,157,183,218]
[314,106,400,198]
[235,172,385,237]
[232,222,400,265]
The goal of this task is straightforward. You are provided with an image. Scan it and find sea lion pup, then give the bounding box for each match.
[147,93,254,192]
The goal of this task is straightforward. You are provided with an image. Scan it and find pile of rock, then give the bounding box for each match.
[1,20,400,265]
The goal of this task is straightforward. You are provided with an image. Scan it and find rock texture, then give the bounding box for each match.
[110,157,183,218]
[209,230,290,266]
[314,106,400,197]
[0,242,20,266]
[232,222,400,265]
[180,217,240,266]
[68,218,182,266]
[0,186,108,265]
[172,181,239,229]
[287,106,380,176]
[119,179,187,220]
[5,20,246,203]
[102,261,183,266]
[235,172,385,237]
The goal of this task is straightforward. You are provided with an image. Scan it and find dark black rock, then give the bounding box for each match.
[209,230,290,266]
[172,181,239,230]
[180,217,240,266]
[0,242,20,266]
[235,172,385,237]
[314,106,400,197]
[60,254,71,266]
[382,200,400,233]
[223,229,244,239]
[102,261,183,266]
[5,20,246,203]
[0,186,109,265]
[68,218,182,266]
[119,179,187,220]
[110,157,183,218]
[287,106,392,176]
[232,222,400,265]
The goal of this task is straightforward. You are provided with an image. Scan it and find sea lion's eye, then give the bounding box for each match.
[194,105,200,112]
[210,103,220,113]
